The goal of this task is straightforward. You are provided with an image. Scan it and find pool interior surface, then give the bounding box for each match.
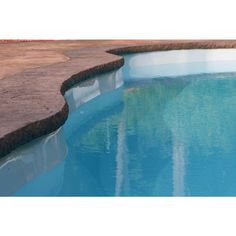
[2,49,236,196]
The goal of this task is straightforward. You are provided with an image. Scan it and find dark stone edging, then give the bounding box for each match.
[0,57,124,158]
[60,58,124,95]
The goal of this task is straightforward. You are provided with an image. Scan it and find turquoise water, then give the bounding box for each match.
[2,50,236,196]
[2,71,236,196]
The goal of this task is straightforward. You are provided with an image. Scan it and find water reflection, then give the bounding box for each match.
[65,69,123,113]
[2,65,236,195]
[172,133,185,196]
[0,128,67,196]
[115,115,130,196]
[57,77,190,196]
[164,73,236,195]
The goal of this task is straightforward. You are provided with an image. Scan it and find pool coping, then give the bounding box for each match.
[1,40,236,158]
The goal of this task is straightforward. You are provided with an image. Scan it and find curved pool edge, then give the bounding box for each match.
[0,55,124,158]
[1,40,236,158]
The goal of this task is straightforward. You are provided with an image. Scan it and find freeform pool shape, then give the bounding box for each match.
[2,49,236,196]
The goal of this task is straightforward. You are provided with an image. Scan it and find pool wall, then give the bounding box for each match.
[2,40,236,158]
[122,49,236,80]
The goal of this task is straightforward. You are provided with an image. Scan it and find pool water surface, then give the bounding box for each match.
[2,49,236,196]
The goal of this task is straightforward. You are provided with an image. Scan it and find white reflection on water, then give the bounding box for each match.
[172,132,185,196]
[115,115,130,196]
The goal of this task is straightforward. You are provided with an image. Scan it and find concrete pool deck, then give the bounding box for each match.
[1,40,236,158]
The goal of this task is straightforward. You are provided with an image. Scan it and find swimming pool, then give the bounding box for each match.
[2,49,236,196]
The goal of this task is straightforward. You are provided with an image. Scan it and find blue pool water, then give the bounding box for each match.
[2,49,236,196]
